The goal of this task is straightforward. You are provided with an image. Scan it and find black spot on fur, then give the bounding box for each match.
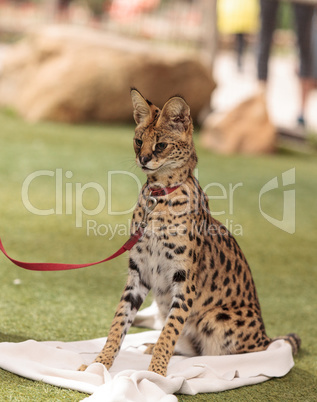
[225,329,234,337]
[173,270,186,282]
[220,251,225,265]
[181,303,189,312]
[224,340,232,348]
[223,277,230,286]
[193,250,197,263]
[202,323,214,336]
[190,337,202,355]
[171,301,180,309]
[226,260,232,272]
[176,316,184,324]
[124,293,143,310]
[211,282,217,292]
[164,242,176,249]
[216,313,231,321]
[165,252,174,260]
[204,239,212,253]
[174,245,187,255]
[172,200,188,207]
[129,258,139,273]
[202,296,214,307]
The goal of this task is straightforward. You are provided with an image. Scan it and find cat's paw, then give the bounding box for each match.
[143,343,155,355]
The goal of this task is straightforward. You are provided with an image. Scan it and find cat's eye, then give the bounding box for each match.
[155,142,168,152]
[135,139,143,148]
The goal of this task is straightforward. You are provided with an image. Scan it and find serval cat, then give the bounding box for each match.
[79,88,300,376]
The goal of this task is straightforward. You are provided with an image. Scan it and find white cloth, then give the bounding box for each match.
[0,304,295,401]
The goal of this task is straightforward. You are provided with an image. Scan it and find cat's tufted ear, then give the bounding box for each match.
[130,88,152,125]
[158,96,191,132]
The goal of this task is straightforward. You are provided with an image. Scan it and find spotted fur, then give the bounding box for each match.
[79,89,300,376]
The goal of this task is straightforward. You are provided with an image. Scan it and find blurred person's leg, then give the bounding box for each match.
[236,33,245,72]
[313,9,317,88]
[293,2,315,126]
[257,0,279,84]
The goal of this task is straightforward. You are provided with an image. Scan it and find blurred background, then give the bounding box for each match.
[0,0,316,149]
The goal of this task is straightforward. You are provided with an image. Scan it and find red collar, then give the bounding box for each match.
[149,185,180,197]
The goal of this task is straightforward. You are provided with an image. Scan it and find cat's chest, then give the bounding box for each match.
[129,185,202,289]
[130,230,180,291]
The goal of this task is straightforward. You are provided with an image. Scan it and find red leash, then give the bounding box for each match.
[0,185,180,272]
[0,229,143,272]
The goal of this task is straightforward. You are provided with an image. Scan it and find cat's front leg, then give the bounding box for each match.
[79,262,149,371]
[149,267,196,376]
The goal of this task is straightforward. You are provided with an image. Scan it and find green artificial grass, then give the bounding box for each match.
[0,110,316,401]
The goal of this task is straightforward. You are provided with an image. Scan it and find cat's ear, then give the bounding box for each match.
[130,88,151,125]
[158,96,191,132]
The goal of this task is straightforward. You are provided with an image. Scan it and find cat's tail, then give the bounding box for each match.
[273,333,301,355]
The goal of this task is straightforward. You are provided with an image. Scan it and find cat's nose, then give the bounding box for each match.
[139,154,152,166]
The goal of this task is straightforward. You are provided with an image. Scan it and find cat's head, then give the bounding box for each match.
[131,88,196,178]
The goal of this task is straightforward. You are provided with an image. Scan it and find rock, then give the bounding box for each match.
[200,93,276,154]
[0,25,215,123]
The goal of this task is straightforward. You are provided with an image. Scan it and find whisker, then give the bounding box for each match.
[119,158,138,170]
